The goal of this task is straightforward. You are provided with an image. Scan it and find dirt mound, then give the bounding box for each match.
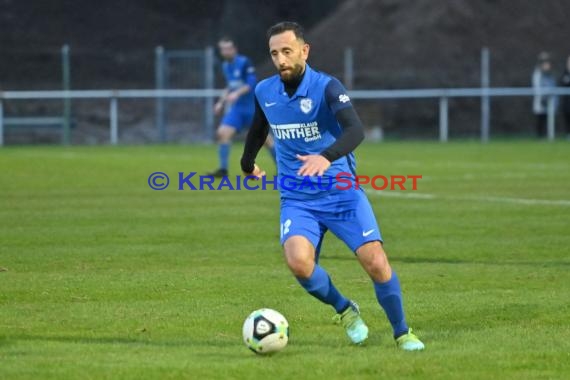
[308,0,569,87]
[300,0,570,136]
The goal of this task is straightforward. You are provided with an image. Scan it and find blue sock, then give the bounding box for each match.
[266,145,276,163]
[219,143,230,170]
[373,271,409,338]
[297,265,350,313]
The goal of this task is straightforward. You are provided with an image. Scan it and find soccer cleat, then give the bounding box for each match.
[332,301,369,344]
[206,168,228,177]
[395,328,425,351]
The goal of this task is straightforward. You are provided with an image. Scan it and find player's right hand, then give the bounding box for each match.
[244,164,266,179]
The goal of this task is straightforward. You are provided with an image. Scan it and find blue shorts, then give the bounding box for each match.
[279,189,383,255]
[221,106,254,133]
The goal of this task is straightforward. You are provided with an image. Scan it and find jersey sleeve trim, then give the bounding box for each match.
[325,77,353,115]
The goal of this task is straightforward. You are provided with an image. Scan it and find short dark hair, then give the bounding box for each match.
[266,21,306,41]
[218,36,235,45]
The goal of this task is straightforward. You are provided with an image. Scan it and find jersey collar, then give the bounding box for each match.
[279,64,312,101]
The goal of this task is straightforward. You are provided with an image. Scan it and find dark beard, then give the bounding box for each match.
[279,64,305,85]
[281,64,306,97]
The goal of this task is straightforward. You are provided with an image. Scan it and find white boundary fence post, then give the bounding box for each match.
[481,47,490,143]
[344,47,354,90]
[439,97,449,142]
[547,95,556,141]
[155,46,166,142]
[204,46,215,141]
[110,96,118,145]
[0,99,4,147]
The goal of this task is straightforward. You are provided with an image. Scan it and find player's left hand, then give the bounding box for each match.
[226,92,240,104]
[213,101,224,116]
[296,154,331,177]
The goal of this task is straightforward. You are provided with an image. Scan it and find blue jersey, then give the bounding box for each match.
[222,54,256,109]
[255,64,358,200]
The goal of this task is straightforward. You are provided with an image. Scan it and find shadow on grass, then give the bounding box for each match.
[2,333,386,360]
[3,335,231,348]
[3,333,352,352]
[321,255,570,267]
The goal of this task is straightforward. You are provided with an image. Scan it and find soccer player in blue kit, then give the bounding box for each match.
[208,37,275,177]
[240,22,425,350]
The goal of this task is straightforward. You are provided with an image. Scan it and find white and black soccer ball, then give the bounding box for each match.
[242,308,289,354]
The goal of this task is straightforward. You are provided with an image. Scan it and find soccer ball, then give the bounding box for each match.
[242,308,289,354]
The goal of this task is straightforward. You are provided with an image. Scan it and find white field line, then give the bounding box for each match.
[371,190,570,206]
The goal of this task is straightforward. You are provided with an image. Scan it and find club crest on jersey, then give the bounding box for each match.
[233,68,240,77]
[300,98,313,114]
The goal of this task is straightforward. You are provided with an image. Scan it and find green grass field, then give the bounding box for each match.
[1,141,569,379]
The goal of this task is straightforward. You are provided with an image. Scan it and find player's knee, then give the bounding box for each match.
[220,135,232,144]
[283,236,315,278]
[286,255,313,278]
[357,241,391,278]
[217,126,234,143]
[374,251,390,271]
[284,249,314,278]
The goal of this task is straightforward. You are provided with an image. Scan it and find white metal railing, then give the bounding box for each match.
[1,87,569,146]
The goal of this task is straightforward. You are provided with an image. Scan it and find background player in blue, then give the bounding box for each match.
[240,22,425,351]
[208,37,275,177]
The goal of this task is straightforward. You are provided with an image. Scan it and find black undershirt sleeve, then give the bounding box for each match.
[320,107,365,162]
[320,80,365,162]
[240,98,269,173]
